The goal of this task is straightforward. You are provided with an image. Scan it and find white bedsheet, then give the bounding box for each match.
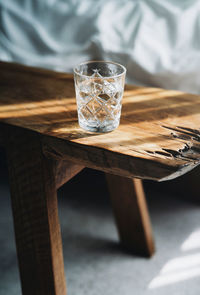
[0,0,200,94]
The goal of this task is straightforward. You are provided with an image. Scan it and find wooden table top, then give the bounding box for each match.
[0,61,200,181]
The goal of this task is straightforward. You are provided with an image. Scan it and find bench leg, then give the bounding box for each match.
[6,126,67,295]
[105,174,155,257]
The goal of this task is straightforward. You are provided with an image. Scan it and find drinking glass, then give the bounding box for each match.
[74,61,126,132]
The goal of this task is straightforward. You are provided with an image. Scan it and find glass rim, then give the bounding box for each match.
[73,60,126,79]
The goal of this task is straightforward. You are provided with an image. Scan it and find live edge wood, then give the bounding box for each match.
[5,125,67,295]
[0,61,200,181]
[106,174,154,257]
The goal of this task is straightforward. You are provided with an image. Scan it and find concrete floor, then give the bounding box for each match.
[0,149,200,295]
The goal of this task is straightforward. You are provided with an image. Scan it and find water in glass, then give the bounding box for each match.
[75,70,123,132]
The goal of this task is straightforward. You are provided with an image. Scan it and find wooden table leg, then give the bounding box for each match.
[105,174,155,257]
[5,126,67,295]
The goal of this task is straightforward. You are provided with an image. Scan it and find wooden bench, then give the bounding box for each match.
[0,61,200,295]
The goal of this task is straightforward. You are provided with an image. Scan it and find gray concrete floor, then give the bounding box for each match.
[0,148,200,295]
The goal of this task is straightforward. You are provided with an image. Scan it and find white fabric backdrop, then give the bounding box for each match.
[1,0,200,94]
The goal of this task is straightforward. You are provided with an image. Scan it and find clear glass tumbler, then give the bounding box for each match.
[74,61,126,132]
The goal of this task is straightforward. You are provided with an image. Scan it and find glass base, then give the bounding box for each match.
[79,120,119,133]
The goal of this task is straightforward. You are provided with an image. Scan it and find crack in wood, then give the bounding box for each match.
[177,126,200,137]
[154,151,172,157]
[145,125,200,164]
[162,125,200,142]
[162,148,183,158]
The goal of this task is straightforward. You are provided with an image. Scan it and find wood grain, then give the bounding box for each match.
[0,61,200,181]
[5,125,67,295]
[54,159,84,189]
[106,174,155,257]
